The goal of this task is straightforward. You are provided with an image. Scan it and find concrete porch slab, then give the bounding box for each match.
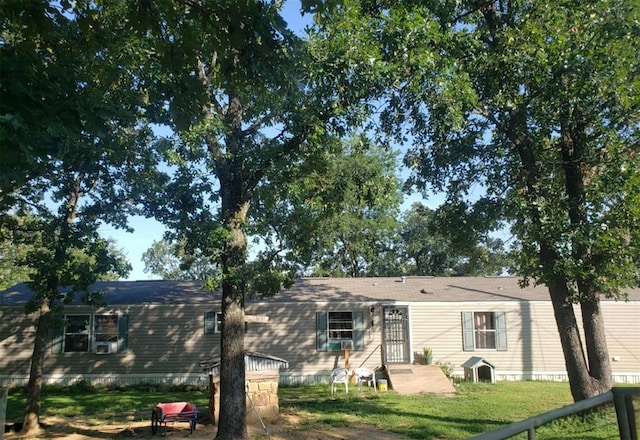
[385,364,456,395]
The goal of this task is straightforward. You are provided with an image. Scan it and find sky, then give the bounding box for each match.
[100,2,436,281]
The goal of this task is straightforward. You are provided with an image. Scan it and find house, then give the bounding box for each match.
[1,276,639,387]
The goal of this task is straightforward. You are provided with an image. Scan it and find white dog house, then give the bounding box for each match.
[462,356,496,384]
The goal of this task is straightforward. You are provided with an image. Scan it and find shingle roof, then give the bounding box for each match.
[0,280,219,306]
[269,276,640,303]
[1,276,639,307]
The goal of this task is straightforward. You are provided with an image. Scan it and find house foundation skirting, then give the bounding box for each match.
[1,370,638,388]
[278,371,640,386]
[0,373,209,388]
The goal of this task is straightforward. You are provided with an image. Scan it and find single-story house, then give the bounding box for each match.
[1,276,639,387]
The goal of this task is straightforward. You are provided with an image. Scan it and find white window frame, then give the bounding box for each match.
[316,310,365,352]
[64,315,91,353]
[205,311,222,334]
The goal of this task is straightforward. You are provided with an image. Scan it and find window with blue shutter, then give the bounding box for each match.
[51,315,64,354]
[462,311,475,351]
[462,311,507,351]
[495,312,508,351]
[353,311,365,350]
[316,310,365,352]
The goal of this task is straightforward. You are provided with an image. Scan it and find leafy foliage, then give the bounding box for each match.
[253,137,403,277]
[142,238,219,281]
[401,203,509,276]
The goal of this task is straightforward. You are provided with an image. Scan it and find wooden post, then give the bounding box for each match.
[244,315,269,323]
[344,349,350,369]
[208,375,217,424]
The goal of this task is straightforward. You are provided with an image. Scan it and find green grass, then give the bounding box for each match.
[5,382,209,425]
[278,381,623,439]
[4,381,627,439]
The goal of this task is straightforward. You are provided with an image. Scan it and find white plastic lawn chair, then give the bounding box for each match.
[353,367,377,392]
[330,367,350,394]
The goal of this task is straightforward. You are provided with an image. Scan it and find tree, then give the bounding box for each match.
[400,202,509,276]
[311,0,640,400]
[0,1,63,200]
[142,238,219,280]
[1,1,159,433]
[128,2,343,438]
[254,137,403,277]
[0,216,34,290]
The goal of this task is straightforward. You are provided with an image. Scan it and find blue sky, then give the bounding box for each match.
[100,2,436,281]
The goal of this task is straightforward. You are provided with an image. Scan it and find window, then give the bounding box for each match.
[52,314,129,354]
[204,311,249,334]
[316,311,365,352]
[94,315,118,343]
[462,311,507,351]
[474,312,496,349]
[328,311,353,340]
[64,315,90,352]
[204,311,222,334]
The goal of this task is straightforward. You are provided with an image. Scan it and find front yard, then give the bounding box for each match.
[3,381,624,439]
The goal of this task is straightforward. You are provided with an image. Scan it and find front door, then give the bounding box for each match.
[382,306,410,364]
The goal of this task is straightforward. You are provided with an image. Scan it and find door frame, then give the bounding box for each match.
[381,304,411,364]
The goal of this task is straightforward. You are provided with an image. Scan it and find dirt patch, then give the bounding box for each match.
[4,409,410,439]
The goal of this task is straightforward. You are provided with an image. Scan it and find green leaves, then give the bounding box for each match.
[313,0,640,296]
[253,137,403,277]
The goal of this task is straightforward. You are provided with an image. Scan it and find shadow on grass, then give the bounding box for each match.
[280,388,507,439]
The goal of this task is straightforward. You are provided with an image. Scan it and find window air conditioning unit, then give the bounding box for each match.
[341,340,354,350]
[94,343,112,354]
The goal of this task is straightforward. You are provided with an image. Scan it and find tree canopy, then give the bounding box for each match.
[125,1,345,438]
[401,202,509,277]
[252,137,403,277]
[142,238,219,280]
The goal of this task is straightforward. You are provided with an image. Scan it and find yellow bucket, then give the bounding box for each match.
[378,379,387,391]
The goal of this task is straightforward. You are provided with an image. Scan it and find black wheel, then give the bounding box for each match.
[151,408,159,435]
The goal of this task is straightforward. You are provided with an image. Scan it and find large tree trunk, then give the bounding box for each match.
[217,282,248,440]
[216,196,250,439]
[545,273,610,401]
[578,297,612,396]
[558,100,612,399]
[21,303,51,436]
[509,106,612,401]
[215,92,251,438]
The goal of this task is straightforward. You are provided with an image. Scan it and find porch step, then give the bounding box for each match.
[384,364,455,395]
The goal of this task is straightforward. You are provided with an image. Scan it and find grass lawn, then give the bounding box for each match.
[4,381,625,439]
[278,381,622,439]
[5,382,210,426]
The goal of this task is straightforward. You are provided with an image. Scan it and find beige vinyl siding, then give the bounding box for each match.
[409,300,640,381]
[245,302,384,378]
[0,307,38,375]
[409,301,571,379]
[601,302,640,376]
[35,304,218,378]
[2,287,638,385]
